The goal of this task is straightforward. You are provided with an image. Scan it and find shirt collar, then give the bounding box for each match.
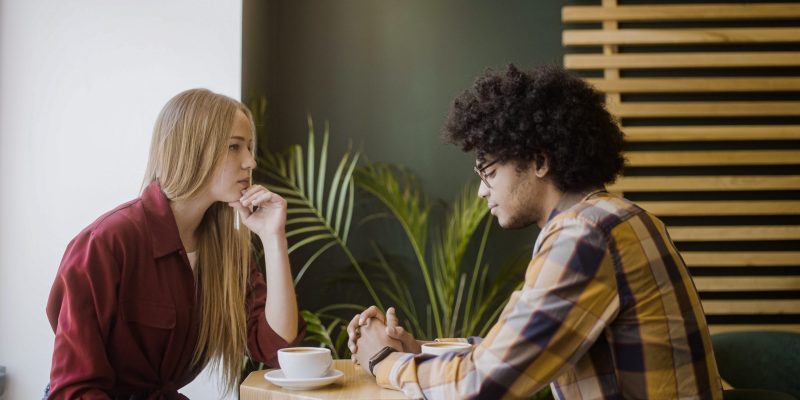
[141,181,184,258]
[544,187,607,224]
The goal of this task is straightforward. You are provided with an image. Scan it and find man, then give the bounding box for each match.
[348,65,722,399]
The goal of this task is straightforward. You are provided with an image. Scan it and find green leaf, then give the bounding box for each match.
[254,124,382,308]
[293,241,337,285]
[355,163,440,335]
[286,225,329,239]
[294,145,305,195]
[343,181,355,243]
[307,118,315,207]
[326,153,350,227]
[335,152,359,234]
[287,233,334,254]
[316,123,329,211]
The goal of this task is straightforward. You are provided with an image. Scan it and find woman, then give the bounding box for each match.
[46,89,305,399]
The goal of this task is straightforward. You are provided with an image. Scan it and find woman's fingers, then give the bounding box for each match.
[228,201,251,219]
[239,187,263,207]
[245,191,273,208]
[240,185,270,206]
[241,187,286,213]
[240,184,263,198]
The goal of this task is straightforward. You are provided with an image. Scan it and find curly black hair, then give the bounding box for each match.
[442,64,625,192]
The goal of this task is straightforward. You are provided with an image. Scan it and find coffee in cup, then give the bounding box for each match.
[421,342,472,356]
[278,347,333,379]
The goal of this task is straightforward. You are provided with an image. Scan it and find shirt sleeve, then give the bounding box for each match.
[246,258,306,367]
[46,232,118,399]
[374,217,621,399]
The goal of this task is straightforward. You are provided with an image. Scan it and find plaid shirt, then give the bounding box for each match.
[374,190,723,399]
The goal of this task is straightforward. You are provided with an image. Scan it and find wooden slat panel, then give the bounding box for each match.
[639,201,800,216]
[562,4,800,22]
[694,276,800,291]
[683,252,800,267]
[610,176,800,192]
[702,299,800,314]
[625,150,800,166]
[589,78,800,93]
[565,52,800,69]
[601,0,622,112]
[669,226,800,241]
[709,324,800,334]
[564,3,800,337]
[564,28,800,46]
[613,102,800,118]
[623,125,800,142]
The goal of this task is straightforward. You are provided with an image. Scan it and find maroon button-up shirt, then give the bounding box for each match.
[47,182,305,399]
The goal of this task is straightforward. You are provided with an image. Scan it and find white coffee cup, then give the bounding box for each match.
[421,342,472,356]
[277,347,333,379]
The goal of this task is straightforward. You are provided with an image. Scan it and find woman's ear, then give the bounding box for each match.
[534,155,549,178]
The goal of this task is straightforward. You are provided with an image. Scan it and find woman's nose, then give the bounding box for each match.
[243,153,257,170]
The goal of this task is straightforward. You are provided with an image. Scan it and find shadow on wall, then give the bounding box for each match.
[0,365,6,399]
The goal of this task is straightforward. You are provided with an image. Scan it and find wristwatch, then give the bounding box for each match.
[368,346,398,376]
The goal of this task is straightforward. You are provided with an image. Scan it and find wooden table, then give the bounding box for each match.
[240,359,408,399]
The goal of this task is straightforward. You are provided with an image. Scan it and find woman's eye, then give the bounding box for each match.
[228,144,240,151]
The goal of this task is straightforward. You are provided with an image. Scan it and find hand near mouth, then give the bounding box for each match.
[228,184,287,238]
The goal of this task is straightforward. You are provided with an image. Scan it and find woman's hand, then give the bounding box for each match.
[228,184,286,238]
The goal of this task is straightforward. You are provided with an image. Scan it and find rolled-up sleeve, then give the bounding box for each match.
[246,259,306,367]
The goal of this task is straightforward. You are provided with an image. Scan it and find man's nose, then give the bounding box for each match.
[477,180,489,199]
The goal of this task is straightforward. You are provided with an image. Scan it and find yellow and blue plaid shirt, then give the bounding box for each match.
[374,190,723,399]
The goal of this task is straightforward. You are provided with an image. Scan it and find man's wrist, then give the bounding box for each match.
[368,346,398,376]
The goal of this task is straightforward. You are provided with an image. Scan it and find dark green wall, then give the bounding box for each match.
[242,0,565,312]
[244,0,564,200]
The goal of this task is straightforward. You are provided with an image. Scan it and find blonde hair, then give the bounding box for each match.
[143,88,256,394]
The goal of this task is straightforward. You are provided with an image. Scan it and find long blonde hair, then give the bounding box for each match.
[143,88,256,394]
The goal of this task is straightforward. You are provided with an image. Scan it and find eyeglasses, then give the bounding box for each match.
[473,159,498,188]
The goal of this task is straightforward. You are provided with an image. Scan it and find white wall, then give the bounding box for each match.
[0,0,242,398]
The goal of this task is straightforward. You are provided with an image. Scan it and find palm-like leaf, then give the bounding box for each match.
[368,243,425,336]
[432,181,489,337]
[299,310,352,358]
[356,169,528,339]
[354,163,442,335]
[255,117,382,309]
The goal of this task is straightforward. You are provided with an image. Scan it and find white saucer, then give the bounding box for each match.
[264,368,344,390]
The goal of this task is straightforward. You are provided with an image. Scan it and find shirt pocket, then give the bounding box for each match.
[121,300,176,329]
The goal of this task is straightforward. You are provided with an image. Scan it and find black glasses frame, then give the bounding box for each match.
[473,159,498,188]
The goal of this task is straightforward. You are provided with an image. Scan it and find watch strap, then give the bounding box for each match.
[368,346,398,376]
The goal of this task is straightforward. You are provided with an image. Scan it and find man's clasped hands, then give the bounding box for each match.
[347,306,424,373]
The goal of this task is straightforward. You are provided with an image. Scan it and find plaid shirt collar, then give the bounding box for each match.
[545,187,607,225]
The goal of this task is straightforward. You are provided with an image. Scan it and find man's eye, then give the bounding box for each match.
[486,170,496,179]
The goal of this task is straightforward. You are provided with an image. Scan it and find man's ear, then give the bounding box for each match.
[534,155,549,178]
